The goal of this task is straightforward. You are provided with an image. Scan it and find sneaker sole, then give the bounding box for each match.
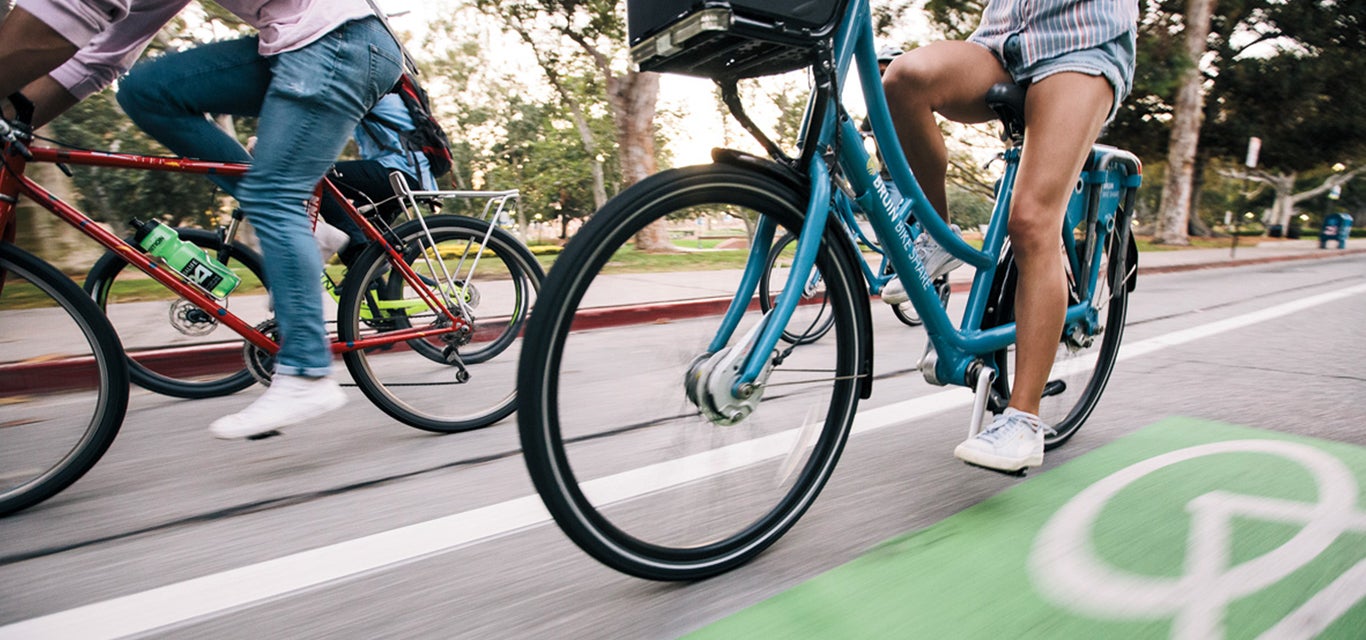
[953,444,1042,473]
[210,391,347,440]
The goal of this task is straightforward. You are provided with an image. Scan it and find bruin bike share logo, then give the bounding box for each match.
[1030,440,1366,639]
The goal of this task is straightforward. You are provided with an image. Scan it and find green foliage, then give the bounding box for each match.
[1201,1,1366,172]
[946,183,993,229]
[45,93,222,229]
[922,0,986,40]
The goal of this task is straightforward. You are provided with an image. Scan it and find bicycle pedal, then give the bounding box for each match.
[960,460,1028,478]
[245,429,282,441]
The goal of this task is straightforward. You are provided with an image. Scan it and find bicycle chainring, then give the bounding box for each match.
[243,319,279,386]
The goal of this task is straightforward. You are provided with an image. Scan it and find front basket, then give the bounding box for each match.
[628,1,847,80]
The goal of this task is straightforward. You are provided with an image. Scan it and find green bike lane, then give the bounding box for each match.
[695,419,1366,638]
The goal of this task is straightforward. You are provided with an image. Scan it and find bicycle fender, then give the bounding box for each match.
[712,148,806,192]
[1126,231,1138,292]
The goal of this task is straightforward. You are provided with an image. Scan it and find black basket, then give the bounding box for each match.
[628,0,847,80]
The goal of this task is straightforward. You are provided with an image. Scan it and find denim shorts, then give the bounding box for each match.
[993,33,1135,122]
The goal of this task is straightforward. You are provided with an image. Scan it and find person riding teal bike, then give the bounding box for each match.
[883,0,1138,472]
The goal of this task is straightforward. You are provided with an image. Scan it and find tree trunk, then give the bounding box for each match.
[1155,0,1217,245]
[609,71,671,251]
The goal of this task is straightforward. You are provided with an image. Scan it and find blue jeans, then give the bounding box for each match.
[118,17,403,376]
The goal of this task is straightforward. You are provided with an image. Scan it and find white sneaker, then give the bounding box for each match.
[314,220,350,264]
[953,408,1054,472]
[209,374,347,440]
[881,224,964,305]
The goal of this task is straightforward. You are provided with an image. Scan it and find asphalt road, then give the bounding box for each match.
[1,253,1363,639]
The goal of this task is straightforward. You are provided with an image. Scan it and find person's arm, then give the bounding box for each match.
[2,0,186,124]
[0,7,80,102]
[20,75,81,127]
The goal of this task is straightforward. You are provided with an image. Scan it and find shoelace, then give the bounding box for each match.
[978,413,1056,444]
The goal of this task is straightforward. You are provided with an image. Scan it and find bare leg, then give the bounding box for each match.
[1008,72,1114,416]
[882,41,1009,218]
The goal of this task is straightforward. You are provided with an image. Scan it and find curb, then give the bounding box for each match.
[5,248,1362,396]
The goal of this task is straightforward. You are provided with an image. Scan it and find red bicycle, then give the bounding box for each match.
[0,97,540,516]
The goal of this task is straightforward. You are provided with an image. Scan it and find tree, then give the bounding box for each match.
[471,0,669,249]
[1154,0,1217,245]
[1188,0,1366,231]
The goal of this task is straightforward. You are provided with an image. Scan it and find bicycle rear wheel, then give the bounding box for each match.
[518,163,868,581]
[758,232,834,344]
[1,243,128,516]
[337,215,540,433]
[983,233,1130,449]
[84,228,270,399]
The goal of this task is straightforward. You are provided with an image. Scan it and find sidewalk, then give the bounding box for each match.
[3,239,1362,378]
[572,238,1365,308]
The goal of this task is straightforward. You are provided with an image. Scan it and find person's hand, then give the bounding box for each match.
[246,136,258,155]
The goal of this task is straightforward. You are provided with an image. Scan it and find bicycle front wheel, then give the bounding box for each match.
[1,243,129,516]
[518,163,868,581]
[984,234,1130,449]
[84,228,270,399]
[337,215,541,433]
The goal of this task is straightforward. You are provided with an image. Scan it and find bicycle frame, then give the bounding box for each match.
[0,144,469,356]
[710,0,1141,392]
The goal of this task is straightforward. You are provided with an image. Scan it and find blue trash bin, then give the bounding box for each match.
[1320,213,1353,249]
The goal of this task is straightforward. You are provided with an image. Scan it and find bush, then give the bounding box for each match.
[527,245,564,256]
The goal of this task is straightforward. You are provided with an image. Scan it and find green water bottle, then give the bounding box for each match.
[131,219,240,298]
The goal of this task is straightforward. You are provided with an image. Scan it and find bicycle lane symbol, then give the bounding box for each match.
[1029,440,1366,639]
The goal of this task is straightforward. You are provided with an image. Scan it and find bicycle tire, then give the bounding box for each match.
[337,215,539,433]
[84,228,269,399]
[982,233,1130,450]
[518,163,867,581]
[1,243,129,516]
[375,216,543,366]
[758,231,834,344]
[889,299,922,326]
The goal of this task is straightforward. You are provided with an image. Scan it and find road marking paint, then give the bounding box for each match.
[3,282,1363,639]
[691,420,1366,638]
[1029,440,1366,639]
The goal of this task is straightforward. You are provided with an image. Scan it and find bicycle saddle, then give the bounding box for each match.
[986,83,1026,143]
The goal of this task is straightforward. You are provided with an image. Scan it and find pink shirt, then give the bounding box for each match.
[18,0,375,99]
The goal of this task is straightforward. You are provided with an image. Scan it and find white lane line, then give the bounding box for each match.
[3,281,1362,640]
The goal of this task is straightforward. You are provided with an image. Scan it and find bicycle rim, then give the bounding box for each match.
[1,244,128,516]
[518,164,864,580]
[339,216,538,433]
[83,228,269,399]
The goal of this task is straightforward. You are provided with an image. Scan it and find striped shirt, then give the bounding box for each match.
[968,0,1139,69]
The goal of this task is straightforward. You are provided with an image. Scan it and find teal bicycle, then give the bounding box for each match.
[516,0,1141,580]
